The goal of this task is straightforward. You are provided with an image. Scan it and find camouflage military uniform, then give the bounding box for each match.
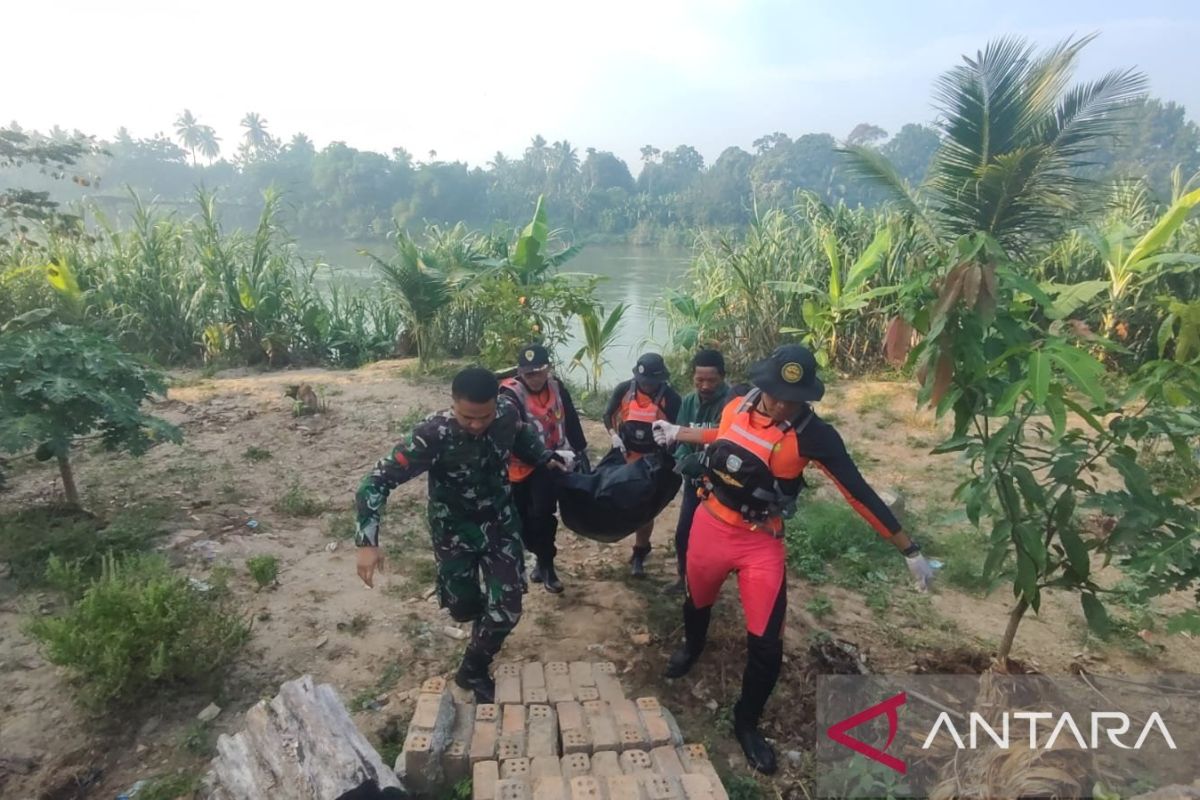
[356,398,549,661]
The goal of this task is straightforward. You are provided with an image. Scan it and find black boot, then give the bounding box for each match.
[732,632,783,775]
[630,545,650,578]
[734,715,777,775]
[530,561,544,583]
[542,559,564,594]
[454,650,495,704]
[664,600,711,679]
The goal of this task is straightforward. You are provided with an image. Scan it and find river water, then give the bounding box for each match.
[301,239,695,390]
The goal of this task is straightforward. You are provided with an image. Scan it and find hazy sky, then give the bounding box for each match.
[9,0,1199,170]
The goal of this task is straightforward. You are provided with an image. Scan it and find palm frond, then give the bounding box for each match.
[839,145,943,249]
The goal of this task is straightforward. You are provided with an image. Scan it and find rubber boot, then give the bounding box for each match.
[454,649,495,705]
[630,545,651,578]
[530,562,545,584]
[732,633,783,774]
[541,559,564,594]
[665,600,711,678]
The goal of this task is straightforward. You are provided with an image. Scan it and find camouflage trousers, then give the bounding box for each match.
[431,515,524,661]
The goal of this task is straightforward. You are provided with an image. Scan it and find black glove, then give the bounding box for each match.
[575,449,592,474]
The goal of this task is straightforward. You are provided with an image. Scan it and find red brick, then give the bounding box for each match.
[497,663,522,678]
[612,701,649,750]
[606,775,647,800]
[641,715,672,748]
[569,775,606,800]
[556,701,585,732]
[678,775,716,800]
[502,758,532,780]
[675,745,709,773]
[561,752,592,777]
[650,746,685,777]
[635,698,660,715]
[584,701,619,753]
[594,673,625,704]
[496,674,523,706]
[478,704,500,722]
[531,756,563,780]
[471,721,498,764]
[474,760,500,800]
[546,662,574,704]
[533,777,569,800]
[497,778,533,800]
[403,728,434,786]
[569,661,595,689]
[618,750,652,775]
[498,732,527,760]
[590,750,622,777]
[502,704,527,735]
[561,728,592,755]
[528,716,559,759]
[413,690,451,730]
[641,775,682,800]
[442,703,477,784]
[422,676,448,694]
[523,662,547,689]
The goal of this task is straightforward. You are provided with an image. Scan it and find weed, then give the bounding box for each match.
[180,720,214,756]
[341,613,371,636]
[806,594,834,620]
[137,772,202,800]
[785,499,901,590]
[438,779,472,800]
[242,446,273,462]
[389,406,432,434]
[247,555,279,589]
[27,553,250,711]
[350,661,406,711]
[274,482,326,517]
[857,390,894,416]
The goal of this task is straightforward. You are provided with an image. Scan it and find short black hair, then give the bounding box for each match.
[451,366,499,403]
[692,349,726,376]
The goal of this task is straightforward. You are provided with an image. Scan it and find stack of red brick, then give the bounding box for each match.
[399,662,730,800]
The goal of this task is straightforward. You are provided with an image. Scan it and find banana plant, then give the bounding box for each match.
[571,302,627,394]
[1085,186,1200,340]
[666,289,725,351]
[773,224,895,367]
[501,194,583,286]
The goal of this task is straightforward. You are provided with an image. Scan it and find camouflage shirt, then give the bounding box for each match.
[355,399,549,546]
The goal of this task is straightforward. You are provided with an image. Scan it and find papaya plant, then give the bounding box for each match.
[0,324,182,506]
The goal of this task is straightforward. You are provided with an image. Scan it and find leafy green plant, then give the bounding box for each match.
[806,594,834,620]
[247,554,279,589]
[0,324,181,506]
[571,302,627,393]
[136,772,201,800]
[849,35,1200,660]
[27,553,250,710]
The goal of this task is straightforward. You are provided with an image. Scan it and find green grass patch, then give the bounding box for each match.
[350,661,406,711]
[856,390,894,415]
[0,504,168,587]
[26,553,250,711]
[274,482,326,517]
[242,446,273,462]
[785,499,902,591]
[136,772,202,800]
[389,406,432,435]
[806,594,834,620]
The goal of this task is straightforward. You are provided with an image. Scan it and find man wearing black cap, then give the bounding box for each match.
[500,344,588,593]
[652,344,936,774]
[602,352,682,576]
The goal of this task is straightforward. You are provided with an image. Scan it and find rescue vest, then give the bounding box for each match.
[502,377,566,482]
[617,383,669,454]
[700,389,813,524]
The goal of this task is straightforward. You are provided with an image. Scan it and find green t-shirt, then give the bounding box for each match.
[672,383,732,460]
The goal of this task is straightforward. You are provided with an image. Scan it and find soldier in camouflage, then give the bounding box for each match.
[354,367,565,703]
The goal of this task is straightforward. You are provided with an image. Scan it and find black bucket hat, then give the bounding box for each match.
[748,345,825,402]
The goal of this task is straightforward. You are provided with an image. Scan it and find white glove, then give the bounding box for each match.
[907,554,936,592]
[610,431,626,454]
[652,420,681,447]
[554,450,577,471]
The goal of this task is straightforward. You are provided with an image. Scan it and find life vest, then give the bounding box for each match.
[617,383,669,454]
[502,377,566,482]
[699,389,812,526]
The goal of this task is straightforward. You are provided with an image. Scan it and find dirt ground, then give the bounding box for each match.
[1,359,1197,798]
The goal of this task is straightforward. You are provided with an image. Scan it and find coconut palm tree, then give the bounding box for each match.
[842,35,1146,256]
[366,234,451,369]
[240,112,272,155]
[174,109,203,167]
[198,126,222,163]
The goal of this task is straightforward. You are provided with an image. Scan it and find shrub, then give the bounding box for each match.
[26,553,250,710]
[247,554,279,589]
